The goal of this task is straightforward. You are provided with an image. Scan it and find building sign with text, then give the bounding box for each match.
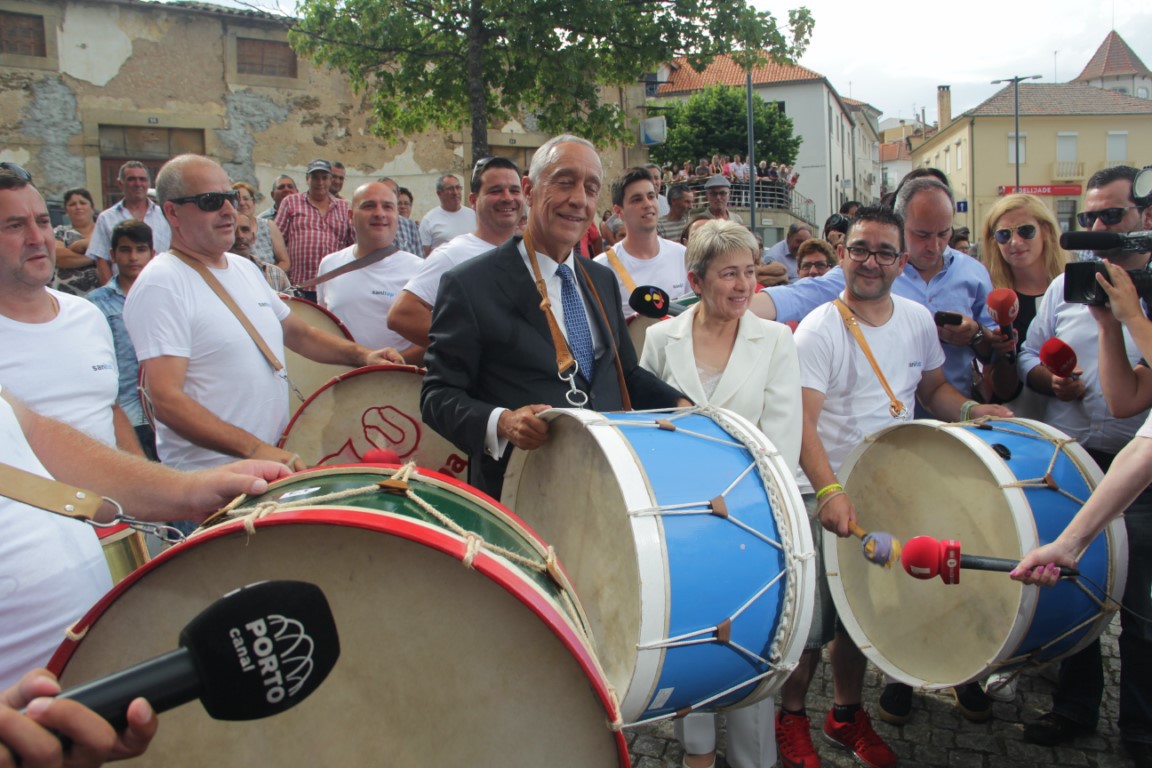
[998,184,1082,196]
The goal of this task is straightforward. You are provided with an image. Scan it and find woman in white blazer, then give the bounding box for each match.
[640,220,802,768]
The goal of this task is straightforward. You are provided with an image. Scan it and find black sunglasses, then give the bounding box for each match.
[1077,206,1138,228]
[0,162,32,182]
[993,224,1038,244]
[169,190,240,212]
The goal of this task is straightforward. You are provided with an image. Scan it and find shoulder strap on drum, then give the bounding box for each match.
[833,299,906,419]
[603,247,637,295]
[0,461,104,520]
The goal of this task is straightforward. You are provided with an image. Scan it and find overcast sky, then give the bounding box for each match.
[766,0,1152,124]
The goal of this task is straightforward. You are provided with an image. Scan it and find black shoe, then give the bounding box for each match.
[1023,712,1092,746]
[953,682,992,722]
[878,682,912,725]
[1126,741,1152,768]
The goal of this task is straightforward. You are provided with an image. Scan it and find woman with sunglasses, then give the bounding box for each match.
[975,195,1069,414]
[52,188,101,296]
[232,181,291,275]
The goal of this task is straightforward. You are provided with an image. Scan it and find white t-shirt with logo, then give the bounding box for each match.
[0,289,119,446]
[124,252,292,470]
[0,384,111,689]
[794,295,945,493]
[595,238,689,318]
[317,245,424,350]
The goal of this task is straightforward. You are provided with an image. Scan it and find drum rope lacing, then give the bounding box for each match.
[863,419,1121,672]
[207,462,627,731]
[607,405,814,724]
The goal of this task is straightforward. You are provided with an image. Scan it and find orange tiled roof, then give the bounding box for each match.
[879,142,912,162]
[1074,31,1152,81]
[657,54,824,95]
[966,83,1152,117]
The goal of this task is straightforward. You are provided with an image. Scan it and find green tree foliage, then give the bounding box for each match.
[649,85,801,170]
[289,0,814,157]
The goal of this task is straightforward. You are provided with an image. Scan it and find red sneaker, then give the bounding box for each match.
[775,710,822,768]
[822,708,897,768]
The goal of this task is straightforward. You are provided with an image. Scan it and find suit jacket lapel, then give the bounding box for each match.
[663,309,708,404]
[710,313,767,405]
[490,238,554,348]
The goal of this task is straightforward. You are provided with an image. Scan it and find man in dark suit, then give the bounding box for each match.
[420,135,689,497]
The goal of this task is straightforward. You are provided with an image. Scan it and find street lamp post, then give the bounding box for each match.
[991,74,1042,190]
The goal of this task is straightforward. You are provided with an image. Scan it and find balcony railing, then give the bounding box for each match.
[679,179,817,229]
[1051,161,1084,180]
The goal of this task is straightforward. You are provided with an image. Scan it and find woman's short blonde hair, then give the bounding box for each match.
[686,220,759,280]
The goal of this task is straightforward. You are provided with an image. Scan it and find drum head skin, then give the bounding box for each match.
[283,296,355,414]
[280,365,467,480]
[503,407,814,724]
[828,419,1125,689]
[52,467,626,767]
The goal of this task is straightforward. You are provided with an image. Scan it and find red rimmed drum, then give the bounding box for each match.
[279,364,467,479]
[51,465,628,767]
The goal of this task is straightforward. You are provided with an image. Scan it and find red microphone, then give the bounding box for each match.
[1039,337,1080,379]
[986,288,1020,362]
[901,535,1078,585]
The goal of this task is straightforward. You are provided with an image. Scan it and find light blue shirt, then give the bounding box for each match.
[762,239,798,283]
[87,280,146,427]
[86,200,171,262]
[765,247,994,397]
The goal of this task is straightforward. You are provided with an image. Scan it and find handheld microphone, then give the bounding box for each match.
[901,535,1079,585]
[986,288,1020,363]
[1039,337,1080,380]
[52,580,339,730]
[628,286,686,318]
[1060,230,1152,253]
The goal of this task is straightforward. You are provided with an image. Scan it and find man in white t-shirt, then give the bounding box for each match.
[388,157,524,349]
[0,165,141,454]
[419,174,477,256]
[317,182,424,362]
[595,166,688,317]
[0,384,286,708]
[775,206,1011,768]
[124,155,404,473]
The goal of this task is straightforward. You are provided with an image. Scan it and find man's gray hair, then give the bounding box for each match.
[435,174,459,193]
[528,135,596,184]
[893,177,954,220]
[667,184,690,203]
[118,160,148,182]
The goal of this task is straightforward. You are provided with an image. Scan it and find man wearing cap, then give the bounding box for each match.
[420,174,477,256]
[274,159,354,294]
[259,174,297,220]
[700,175,743,225]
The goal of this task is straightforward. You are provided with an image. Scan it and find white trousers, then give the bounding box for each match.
[674,696,776,768]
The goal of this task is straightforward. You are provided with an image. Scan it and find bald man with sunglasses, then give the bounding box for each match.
[124,155,402,477]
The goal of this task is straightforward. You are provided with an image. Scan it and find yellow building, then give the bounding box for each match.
[913,33,1152,234]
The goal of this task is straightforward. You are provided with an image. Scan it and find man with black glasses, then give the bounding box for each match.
[1016,165,1152,767]
[124,155,402,475]
[776,206,1011,768]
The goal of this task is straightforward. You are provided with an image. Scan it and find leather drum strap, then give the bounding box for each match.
[603,247,637,295]
[834,298,906,419]
[0,461,104,520]
[293,244,398,290]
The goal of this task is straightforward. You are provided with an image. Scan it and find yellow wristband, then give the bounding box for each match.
[816,482,843,502]
[960,400,979,421]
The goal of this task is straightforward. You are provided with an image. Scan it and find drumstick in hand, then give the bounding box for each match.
[849,522,902,569]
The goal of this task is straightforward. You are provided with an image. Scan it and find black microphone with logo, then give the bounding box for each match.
[628,285,686,319]
[48,580,340,731]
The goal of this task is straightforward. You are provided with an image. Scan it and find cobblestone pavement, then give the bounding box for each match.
[625,616,1131,767]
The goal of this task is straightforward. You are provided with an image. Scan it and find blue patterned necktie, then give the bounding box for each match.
[555,263,595,381]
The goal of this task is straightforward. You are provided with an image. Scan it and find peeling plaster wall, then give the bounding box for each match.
[58,3,132,87]
[217,91,290,185]
[19,77,84,200]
